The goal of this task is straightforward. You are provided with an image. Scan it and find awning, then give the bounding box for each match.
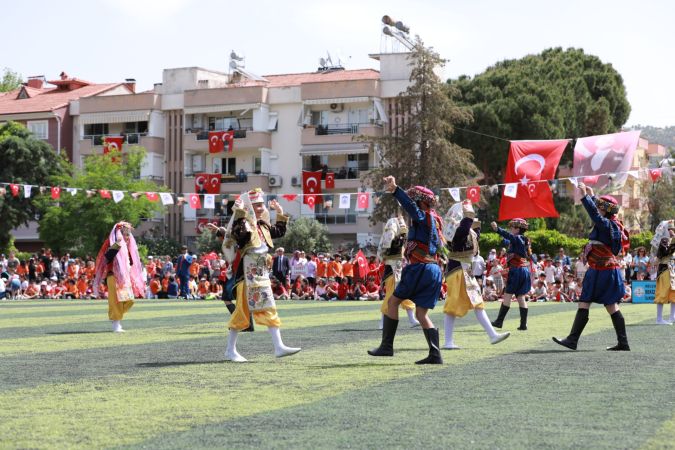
[184,103,260,115]
[303,97,370,105]
[300,143,370,156]
[373,98,388,123]
[80,110,150,125]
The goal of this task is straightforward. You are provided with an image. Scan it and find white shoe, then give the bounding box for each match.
[112,320,125,333]
[410,320,421,328]
[442,343,460,350]
[656,319,673,325]
[225,350,248,362]
[490,332,510,344]
[275,346,301,358]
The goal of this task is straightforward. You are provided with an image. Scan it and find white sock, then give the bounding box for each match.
[406,309,419,325]
[379,314,384,329]
[444,314,457,347]
[226,329,246,361]
[670,303,675,322]
[475,308,498,339]
[657,304,664,321]
[269,327,300,357]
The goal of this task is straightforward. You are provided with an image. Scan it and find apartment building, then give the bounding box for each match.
[68,52,414,249]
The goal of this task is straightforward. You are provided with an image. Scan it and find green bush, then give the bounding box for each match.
[479,229,586,258]
[629,231,653,251]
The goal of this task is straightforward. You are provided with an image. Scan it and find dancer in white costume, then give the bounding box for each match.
[652,220,675,325]
[377,216,420,329]
[441,202,510,349]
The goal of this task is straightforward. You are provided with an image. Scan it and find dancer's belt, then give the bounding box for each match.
[583,242,620,270]
[507,254,529,268]
[405,241,436,264]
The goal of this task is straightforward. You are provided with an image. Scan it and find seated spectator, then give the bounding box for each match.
[64,279,79,299]
[0,276,6,300]
[325,278,339,300]
[360,276,380,301]
[77,275,89,299]
[197,277,210,300]
[167,276,179,299]
[271,278,290,300]
[337,278,352,300]
[53,280,66,299]
[314,278,328,300]
[290,276,306,299]
[24,281,41,299]
[533,280,548,302]
[623,280,632,303]
[209,277,222,297]
[149,274,161,299]
[483,278,499,302]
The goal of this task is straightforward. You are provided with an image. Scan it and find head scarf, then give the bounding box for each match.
[406,186,436,206]
[93,222,145,298]
[595,195,620,216]
[651,220,675,256]
[508,218,529,231]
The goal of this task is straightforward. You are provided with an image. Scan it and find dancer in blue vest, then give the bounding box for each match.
[490,218,532,331]
[368,176,444,365]
[553,182,630,351]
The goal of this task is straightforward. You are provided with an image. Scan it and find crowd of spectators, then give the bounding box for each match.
[0,245,659,302]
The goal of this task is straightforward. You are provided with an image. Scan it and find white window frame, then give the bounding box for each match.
[27,120,49,139]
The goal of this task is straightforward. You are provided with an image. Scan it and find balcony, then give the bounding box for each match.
[79,93,161,114]
[183,128,271,152]
[300,166,372,189]
[301,123,383,145]
[79,134,164,155]
[182,173,270,193]
[184,86,267,108]
[301,79,379,101]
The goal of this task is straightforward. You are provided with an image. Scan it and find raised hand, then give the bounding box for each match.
[490,221,498,231]
[269,199,283,215]
[383,176,397,193]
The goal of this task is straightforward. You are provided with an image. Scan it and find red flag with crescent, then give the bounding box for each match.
[357,192,369,209]
[302,170,322,205]
[223,131,234,153]
[281,194,298,202]
[498,140,569,220]
[355,250,368,279]
[100,189,111,199]
[103,136,124,154]
[208,131,225,153]
[466,186,480,203]
[51,186,61,200]
[306,195,316,209]
[188,193,202,209]
[648,168,662,182]
[207,174,221,194]
[196,218,218,234]
[325,172,335,189]
[146,192,159,202]
[9,184,19,197]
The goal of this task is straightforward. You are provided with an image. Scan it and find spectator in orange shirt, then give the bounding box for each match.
[149,274,161,299]
[337,278,352,300]
[64,279,79,299]
[209,277,222,296]
[367,256,381,285]
[146,257,157,280]
[24,281,41,299]
[53,280,67,299]
[325,278,339,300]
[362,276,380,301]
[189,259,200,278]
[316,255,328,279]
[327,254,344,283]
[342,258,354,285]
[197,277,210,299]
[77,275,89,299]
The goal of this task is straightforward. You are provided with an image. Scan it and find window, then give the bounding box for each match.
[253,156,261,174]
[123,121,148,134]
[311,110,328,126]
[348,153,369,170]
[83,123,109,137]
[27,120,48,139]
[185,154,204,175]
[220,157,236,176]
[267,112,278,131]
[208,116,253,131]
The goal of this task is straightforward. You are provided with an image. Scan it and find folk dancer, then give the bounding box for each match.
[442,201,510,349]
[377,216,420,329]
[369,176,444,365]
[652,220,675,324]
[553,182,631,351]
[93,222,145,332]
[210,188,300,362]
[490,218,533,331]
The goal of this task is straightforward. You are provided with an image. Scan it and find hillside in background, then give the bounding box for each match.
[630,125,675,148]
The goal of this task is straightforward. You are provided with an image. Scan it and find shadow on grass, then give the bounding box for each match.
[47,331,110,335]
[514,349,594,354]
[307,362,409,369]
[336,328,377,332]
[137,360,224,368]
[626,324,658,327]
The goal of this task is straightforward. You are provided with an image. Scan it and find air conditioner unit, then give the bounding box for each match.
[291,176,301,186]
[329,103,343,112]
[268,175,282,187]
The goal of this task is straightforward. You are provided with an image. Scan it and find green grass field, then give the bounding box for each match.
[0,299,674,449]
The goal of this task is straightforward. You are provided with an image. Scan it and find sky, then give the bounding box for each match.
[2,0,673,128]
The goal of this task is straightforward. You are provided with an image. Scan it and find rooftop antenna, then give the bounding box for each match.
[381,15,414,51]
[317,51,344,72]
[229,49,267,82]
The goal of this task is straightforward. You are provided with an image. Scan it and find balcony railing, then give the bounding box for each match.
[314,123,363,135]
[83,133,148,146]
[191,128,252,140]
[311,213,357,225]
[300,166,374,179]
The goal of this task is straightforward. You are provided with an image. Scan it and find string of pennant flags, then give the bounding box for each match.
[0,165,669,211]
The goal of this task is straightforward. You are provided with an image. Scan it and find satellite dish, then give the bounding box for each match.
[229,61,238,70]
[382,15,394,26]
[395,21,409,33]
[319,57,326,67]
[382,26,393,37]
[326,51,333,66]
[230,51,244,61]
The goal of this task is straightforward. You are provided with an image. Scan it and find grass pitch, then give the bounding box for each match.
[0,300,673,449]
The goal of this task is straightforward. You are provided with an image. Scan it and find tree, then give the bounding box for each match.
[274,217,332,254]
[0,68,22,92]
[37,147,167,255]
[195,229,221,254]
[363,37,479,224]
[0,122,68,251]
[450,47,631,185]
[647,176,675,231]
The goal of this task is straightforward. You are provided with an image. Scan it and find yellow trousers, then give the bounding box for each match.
[443,270,484,318]
[107,275,134,321]
[654,271,675,304]
[380,275,416,314]
[229,282,281,330]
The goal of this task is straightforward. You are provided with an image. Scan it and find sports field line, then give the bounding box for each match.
[0,305,654,450]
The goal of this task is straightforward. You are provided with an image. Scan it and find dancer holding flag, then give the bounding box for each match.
[210,188,300,362]
[368,176,444,365]
[442,201,510,349]
[377,215,420,329]
[652,220,675,324]
[93,222,145,332]
[490,218,532,331]
[553,182,630,351]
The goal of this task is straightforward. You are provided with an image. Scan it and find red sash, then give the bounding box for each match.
[404,241,437,264]
[583,243,620,270]
[507,254,529,268]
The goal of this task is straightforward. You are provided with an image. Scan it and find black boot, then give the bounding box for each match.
[242,314,255,332]
[225,303,236,314]
[368,315,398,356]
[416,328,443,365]
[552,308,589,350]
[517,307,528,330]
[491,304,510,328]
[607,310,630,351]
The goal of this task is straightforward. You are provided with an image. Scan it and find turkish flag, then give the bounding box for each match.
[306,195,316,209]
[223,131,234,153]
[355,250,368,279]
[146,192,159,202]
[208,131,224,153]
[466,186,480,203]
[100,190,111,199]
[302,170,322,205]
[281,194,298,202]
[357,192,369,209]
[51,186,61,200]
[103,136,124,154]
[196,218,217,234]
[188,193,202,209]
[498,140,569,221]
[325,172,335,189]
[9,184,19,197]
[207,174,221,194]
[648,168,662,182]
